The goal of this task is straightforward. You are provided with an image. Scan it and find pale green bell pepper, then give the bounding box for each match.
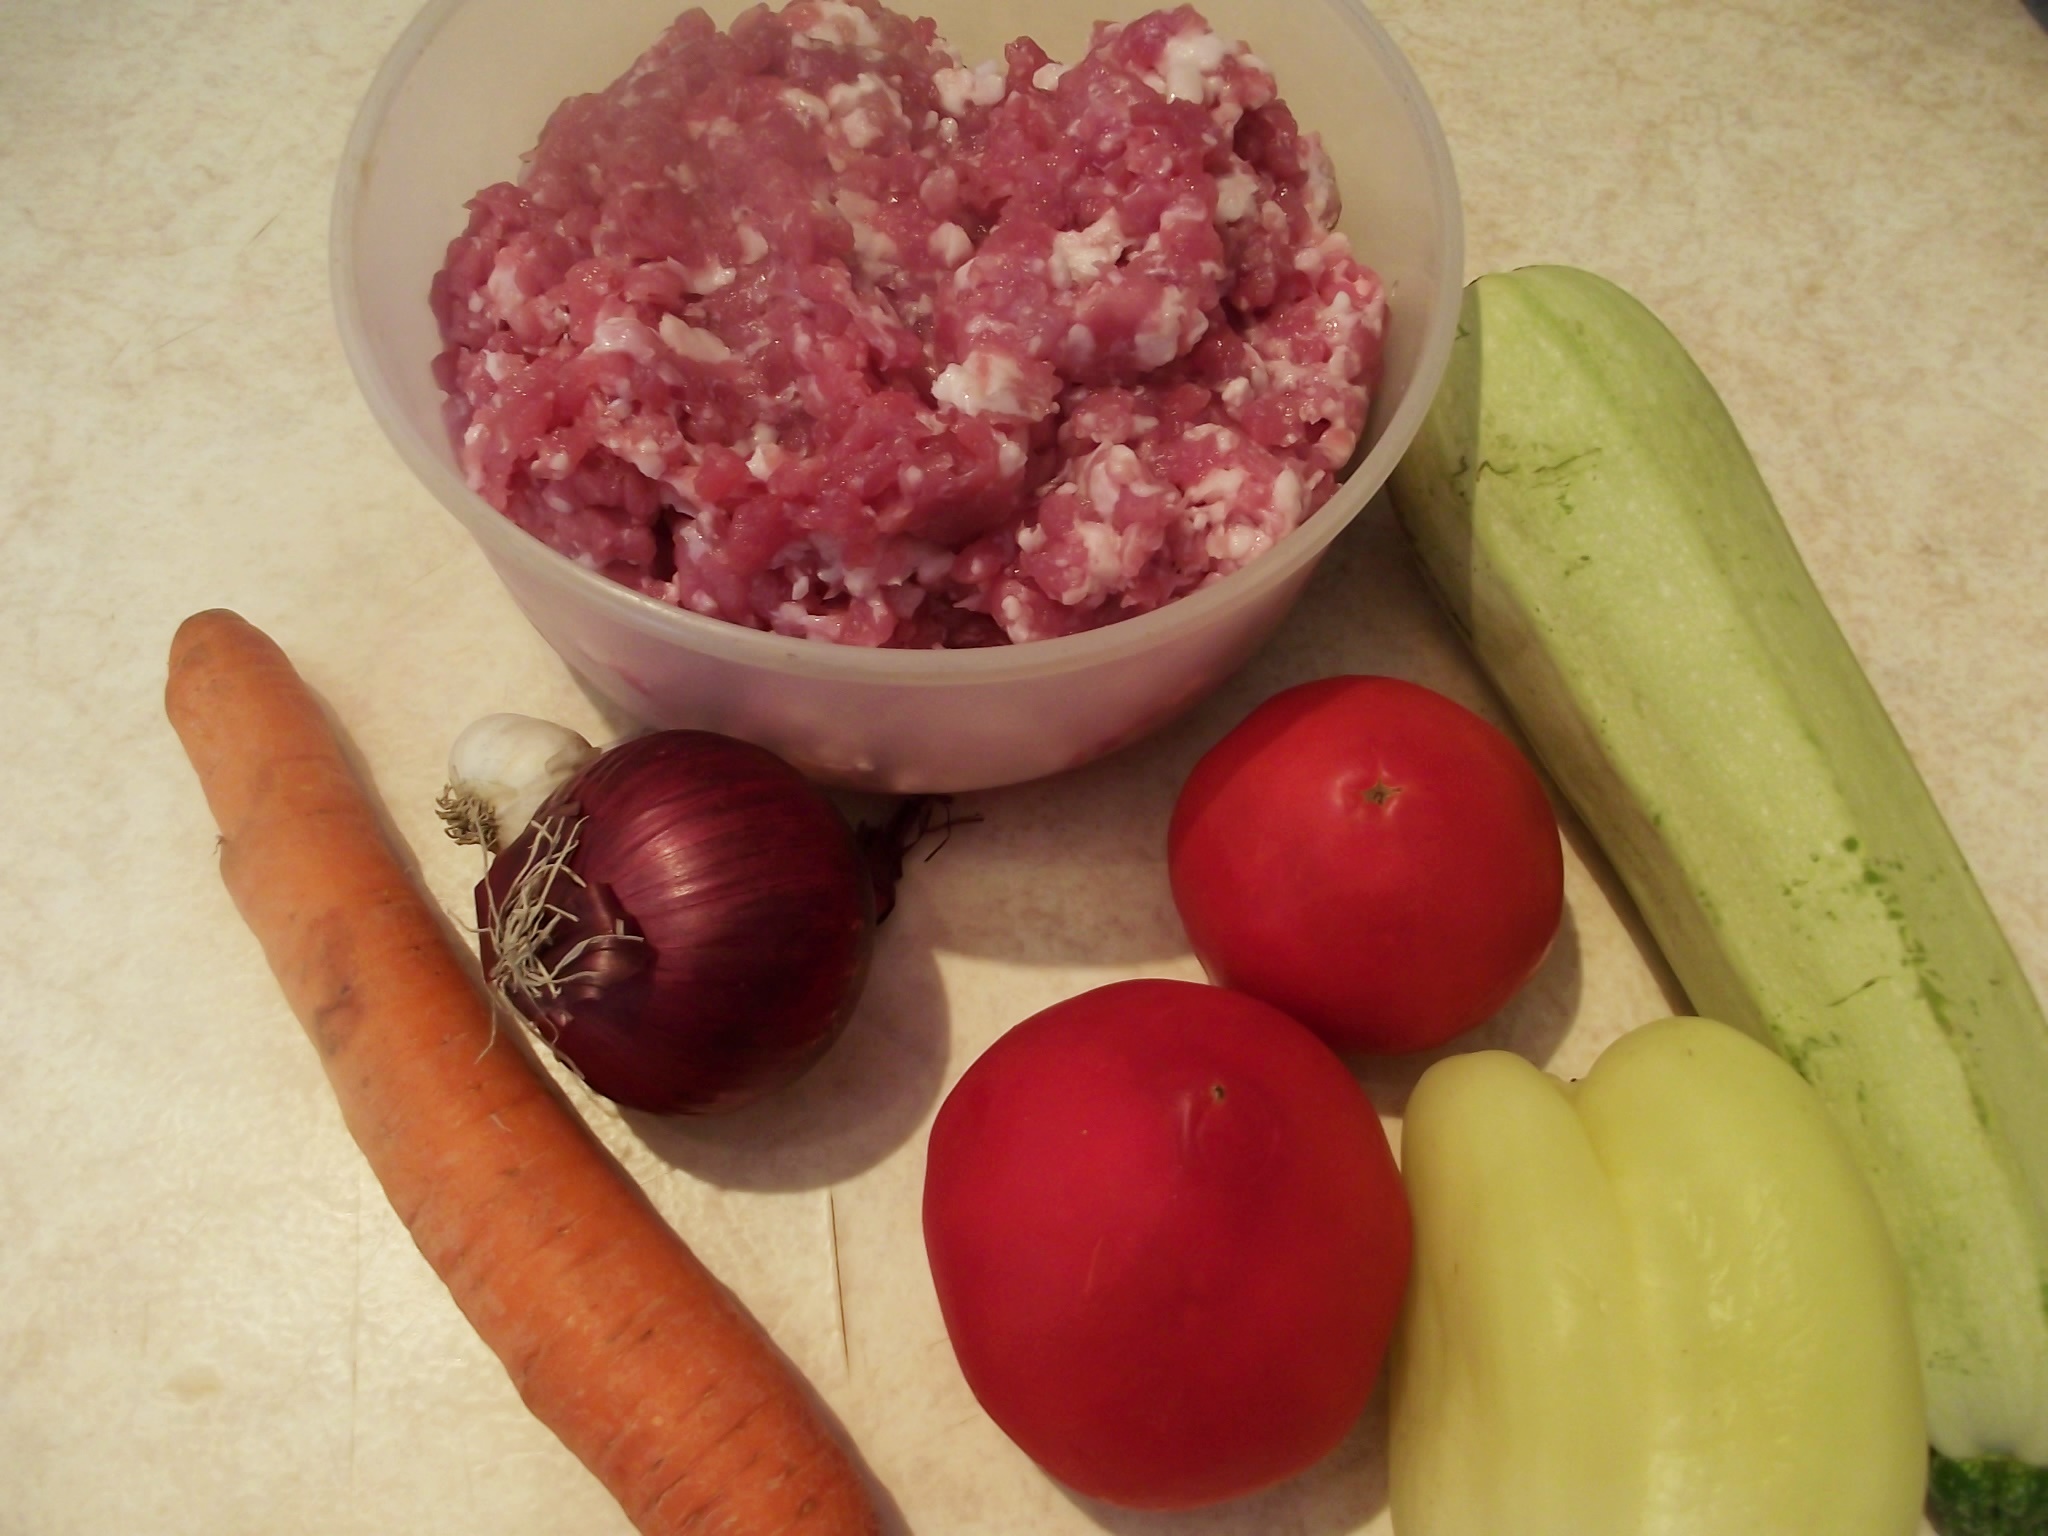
[1390,1016,1925,1536]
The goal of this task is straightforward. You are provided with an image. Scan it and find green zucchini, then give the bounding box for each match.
[1387,265,2048,1525]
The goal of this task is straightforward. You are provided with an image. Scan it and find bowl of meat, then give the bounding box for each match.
[332,0,1463,791]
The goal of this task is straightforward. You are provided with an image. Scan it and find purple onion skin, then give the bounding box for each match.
[477,732,874,1115]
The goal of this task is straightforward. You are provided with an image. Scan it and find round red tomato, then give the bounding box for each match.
[1168,676,1563,1055]
[922,978,1411,1510]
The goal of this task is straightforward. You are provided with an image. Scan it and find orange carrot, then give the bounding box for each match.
[165,609,882,1536]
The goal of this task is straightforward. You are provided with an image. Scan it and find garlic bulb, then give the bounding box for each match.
[439,713,598,852]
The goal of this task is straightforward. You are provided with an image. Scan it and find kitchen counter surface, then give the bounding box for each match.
[3,0,2044,1531]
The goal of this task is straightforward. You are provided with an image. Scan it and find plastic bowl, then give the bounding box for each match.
[332,0,1463,792]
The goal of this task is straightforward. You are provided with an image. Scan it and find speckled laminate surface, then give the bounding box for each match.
[2,1,2044,1531]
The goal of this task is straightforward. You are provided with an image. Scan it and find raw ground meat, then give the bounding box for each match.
[432,0,1386,647]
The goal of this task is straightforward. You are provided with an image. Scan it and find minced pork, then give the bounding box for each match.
[432,0,1386,647]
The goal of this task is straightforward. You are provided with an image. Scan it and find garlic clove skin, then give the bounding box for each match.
[446,713,598,850]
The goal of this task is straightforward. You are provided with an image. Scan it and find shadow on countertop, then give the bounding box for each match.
[621,889,952,1192]
[1063,1379,1395,1536]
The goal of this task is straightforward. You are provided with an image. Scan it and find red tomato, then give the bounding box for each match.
[1168,676,1563,1054]
[921,978,1411,1510]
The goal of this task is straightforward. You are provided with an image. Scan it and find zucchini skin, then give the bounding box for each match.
[1929,1451,2048,1536]
[1387,266,2048,1473]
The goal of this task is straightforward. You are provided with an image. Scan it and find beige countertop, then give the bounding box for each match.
[4,0,2045,1531]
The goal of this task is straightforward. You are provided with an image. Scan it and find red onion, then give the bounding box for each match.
[475,731,885,1115]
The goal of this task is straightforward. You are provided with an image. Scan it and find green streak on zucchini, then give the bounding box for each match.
[1387,267,2048,1486]
[1931,1450,2048,1536]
